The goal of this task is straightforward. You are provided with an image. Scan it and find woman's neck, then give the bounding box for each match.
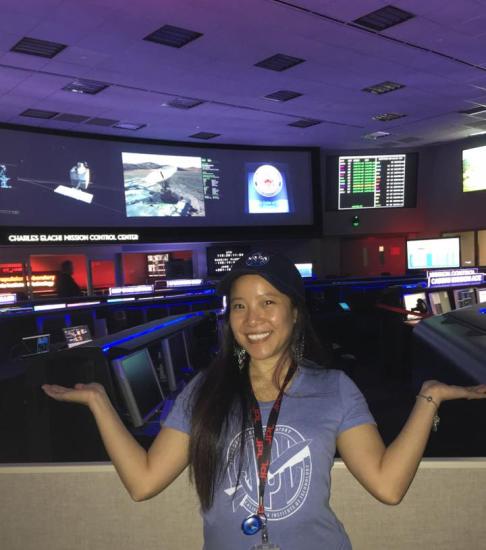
[249,356,293,401]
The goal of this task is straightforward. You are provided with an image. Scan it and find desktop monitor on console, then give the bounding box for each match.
[428,291,452,315]
[111,348,165,428]
[403,292,428,320]
[160,330,193,392]
[452,288,477,309]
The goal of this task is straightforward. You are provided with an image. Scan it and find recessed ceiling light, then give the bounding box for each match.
[113,122,146,130]
[20,108,59,119]
[288,119,321,128]
[63,79,109,95]
[363,130,391,140]
[255,53,305,72]
[362,81,405,95]
[353,5,414,31]
[264,90,302,102]
[189,132,220,140]
[11,36,66,58]
[144,25,203,48]
[372,112,406,122]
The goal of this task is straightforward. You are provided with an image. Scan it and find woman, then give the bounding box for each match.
[43,250,486,550]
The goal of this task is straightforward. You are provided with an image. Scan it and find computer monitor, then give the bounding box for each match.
[452,288,477,309]
[476,288,486,304]
[21,334,50,357]
[428,291,452,315]
[161,330,193,392]
[403,292,428,320]
[63,325,93,348]
[111,348,165,428]
[406,237,460,270]
[295,263,313,278]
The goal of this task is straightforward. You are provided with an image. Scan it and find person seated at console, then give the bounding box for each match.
[54,260,82,298]
[42,251,486,550]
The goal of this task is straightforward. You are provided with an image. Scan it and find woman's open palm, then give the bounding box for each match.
[42,382,106,408]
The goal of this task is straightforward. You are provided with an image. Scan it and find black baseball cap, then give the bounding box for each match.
[217,251,305,303]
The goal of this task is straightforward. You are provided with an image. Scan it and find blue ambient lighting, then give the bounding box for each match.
[101,312,204,353]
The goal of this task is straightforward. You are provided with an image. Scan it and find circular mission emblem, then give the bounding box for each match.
[225,425,312,521]
[252,165,283,198]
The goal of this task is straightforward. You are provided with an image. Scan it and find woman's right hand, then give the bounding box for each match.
[42,382,107,409]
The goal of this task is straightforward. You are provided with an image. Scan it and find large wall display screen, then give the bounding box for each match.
[325,153,417,210]
[0,127,317,242]
[462,145,486,193]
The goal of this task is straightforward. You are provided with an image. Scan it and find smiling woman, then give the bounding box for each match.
[41,250,486,550]
[229,275,297,392]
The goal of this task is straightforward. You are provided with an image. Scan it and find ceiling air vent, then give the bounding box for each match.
[264,90,302,102]
[189,132,220,140]
[85,117,119,127]
[363,131,391,140]
[144,25,203,48]
[55,113,91,123]
[255,53,305,72]
[20,108,59,119]
[362,81,405,95]
[11,36,66,58]
[113,122,146,130]
[372,112,406,122]
[288,119,321,128]
[166,97,204,109]
[63,79,109,95]
[353,5,414,31]
[398,136,420,143]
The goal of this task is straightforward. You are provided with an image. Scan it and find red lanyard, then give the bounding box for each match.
[248,364,297,517]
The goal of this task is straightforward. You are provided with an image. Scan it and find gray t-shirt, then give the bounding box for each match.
[164,362,376,550]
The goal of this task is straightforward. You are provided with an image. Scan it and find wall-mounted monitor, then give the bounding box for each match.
[111,348,165,428]
[428,291,452,315]
[462,145,486,193]
[325,153,418,210]
[407,237,460,270]
[206,245,250,277]
[161,330,193,392]
[403,292,428,320]
[147,253,169,279]
[0,127,320,244]
[452,288,477,309]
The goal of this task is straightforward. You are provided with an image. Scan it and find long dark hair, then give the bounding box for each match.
[188,297,329,511]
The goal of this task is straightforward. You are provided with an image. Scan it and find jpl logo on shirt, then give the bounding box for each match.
[224,425,312,521]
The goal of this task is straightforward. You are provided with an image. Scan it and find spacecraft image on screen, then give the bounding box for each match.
[122,152,205,217]
[246,162,290,213]
[53,161,94,204]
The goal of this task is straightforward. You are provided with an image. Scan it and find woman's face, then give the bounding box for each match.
[229,274,297,367]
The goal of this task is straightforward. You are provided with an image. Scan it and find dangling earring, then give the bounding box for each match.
[234,344,247,371]
[293,334,305,363]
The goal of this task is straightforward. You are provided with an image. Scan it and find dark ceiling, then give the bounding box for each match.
[2,0,486,149]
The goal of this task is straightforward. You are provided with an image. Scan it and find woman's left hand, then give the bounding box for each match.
[420,380,486,405]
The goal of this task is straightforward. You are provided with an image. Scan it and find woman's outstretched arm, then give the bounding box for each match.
[42,383,189,501]
[336,380,486,505]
